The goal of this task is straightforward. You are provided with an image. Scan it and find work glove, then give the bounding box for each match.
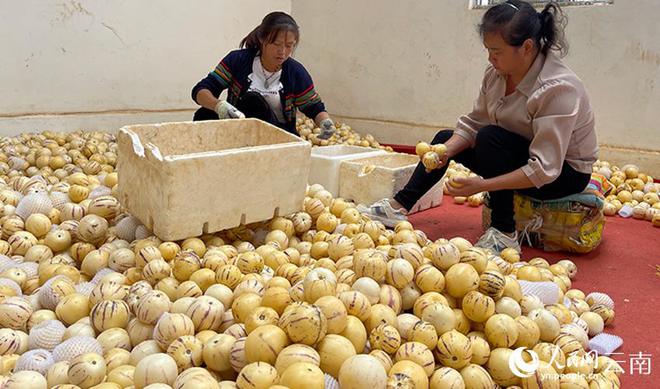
[318,118,336,140]
[215,100,245,119]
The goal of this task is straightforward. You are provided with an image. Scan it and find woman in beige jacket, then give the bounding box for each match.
[364,0,598,253]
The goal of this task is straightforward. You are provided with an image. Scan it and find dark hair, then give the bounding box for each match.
[240,11,300,50]
[479,0,568,57]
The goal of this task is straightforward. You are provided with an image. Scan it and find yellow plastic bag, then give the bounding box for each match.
[482,192,605,254]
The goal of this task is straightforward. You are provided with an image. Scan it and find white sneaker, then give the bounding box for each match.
[475,227,521,254]
[357,198,408,228]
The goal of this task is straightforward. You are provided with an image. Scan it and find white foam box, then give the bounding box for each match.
[117,119,311,241]
[409,179,444,214]
[338,152,444,210]
[310,145,387,196]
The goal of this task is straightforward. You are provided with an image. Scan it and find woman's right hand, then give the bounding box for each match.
[215,100,245,119]
[422,133,467,172]
[437,152,449,169]
[196,89,245,119]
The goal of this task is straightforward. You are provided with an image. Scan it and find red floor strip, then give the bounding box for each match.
[408,200,660,388]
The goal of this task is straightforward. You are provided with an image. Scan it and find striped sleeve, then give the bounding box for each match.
[210,60,233,89]
[191,51,240,103]
[292,65,325,119]
[294,84,323,110]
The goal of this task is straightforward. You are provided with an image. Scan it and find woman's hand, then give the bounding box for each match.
[424,152,449,173]
[314,112,336,139]
[445,176,488,197]
[318,118,336,139]
[215,100,245,119]
[445,168,536,197]
[196,89,245,119]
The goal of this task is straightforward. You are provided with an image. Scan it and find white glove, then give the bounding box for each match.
[215,100,245,119]
[318,118,336,140]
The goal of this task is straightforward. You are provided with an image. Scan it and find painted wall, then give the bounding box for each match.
[0,0,291,134]
[2,1,658,173]
[291,0,660,173]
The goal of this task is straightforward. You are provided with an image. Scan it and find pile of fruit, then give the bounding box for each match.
[593,161,660,226]
[0,130,623,388]
[295,116,392,151]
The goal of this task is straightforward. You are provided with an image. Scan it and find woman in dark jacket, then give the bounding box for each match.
[192,11,336,138]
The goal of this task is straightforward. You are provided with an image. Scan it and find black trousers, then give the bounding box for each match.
[193,107,219,121]
[394,126,591,233]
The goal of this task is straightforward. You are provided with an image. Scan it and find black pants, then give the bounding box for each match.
[394,125,591,233]
[193,107,219,121]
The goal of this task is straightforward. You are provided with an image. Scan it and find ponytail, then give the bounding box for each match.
[538,2,568,56]
[240,25,262,49]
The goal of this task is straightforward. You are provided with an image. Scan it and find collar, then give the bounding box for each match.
[515,52,546,97]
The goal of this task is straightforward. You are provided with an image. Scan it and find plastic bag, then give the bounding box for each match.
[482,192,605,253]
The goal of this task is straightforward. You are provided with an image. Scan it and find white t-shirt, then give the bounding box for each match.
[247,56,285,123]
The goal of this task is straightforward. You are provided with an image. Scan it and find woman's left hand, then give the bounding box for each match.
[445,176,488,197]
[318,118,336,139]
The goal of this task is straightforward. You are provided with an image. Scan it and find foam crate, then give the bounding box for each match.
[408,179,444,214]
[338,153,420,205]
[117,119,311,241]
[310,145,387,196]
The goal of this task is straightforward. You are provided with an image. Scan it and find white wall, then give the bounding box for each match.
[293,0,483,143]
[0,0,290,134]
[292,0,660,174]
[3,1,659,174]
